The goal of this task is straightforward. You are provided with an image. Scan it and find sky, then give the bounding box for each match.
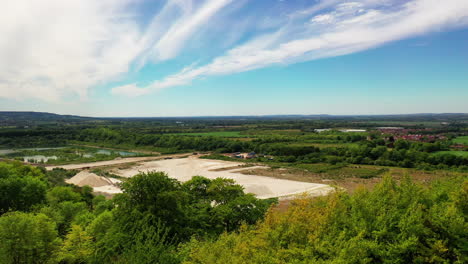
[1,0,468,117]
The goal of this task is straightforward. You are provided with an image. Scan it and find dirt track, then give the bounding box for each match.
[112,156,334,199]
[45,153,192,171]
[47,155,334,200]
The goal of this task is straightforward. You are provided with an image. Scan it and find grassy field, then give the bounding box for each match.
[172,131,246,137]
[433,151,468,157]
[294,163,388,179]
[289,142,359,149]
[453,136,468,145]
[202,154,387,180]
[357,121,444,127]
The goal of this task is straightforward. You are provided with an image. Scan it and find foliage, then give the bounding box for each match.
[182,175,468,264]
[113,172,276,241]
[453,136,468,145]
[45,168,78,187]
[433,151,468,158]
[0,162,47,214]
[170,131,245,137]
[57,225,94,263]
[0,212,61,264]
[0,147,466,264]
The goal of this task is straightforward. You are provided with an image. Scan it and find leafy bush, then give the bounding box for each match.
[182,176,468,264]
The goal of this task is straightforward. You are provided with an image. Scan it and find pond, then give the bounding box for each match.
[0,146,141,164]
[23,155,58,163]
[0,147,64,155]
[0,149,17,155]
[95,149,138,156]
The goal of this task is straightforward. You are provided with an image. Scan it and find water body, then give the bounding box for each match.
[95,149,138,156]
[23,155,58,163]
[0,147,65,155]
[0,149,17,155]
[0,147,139,162]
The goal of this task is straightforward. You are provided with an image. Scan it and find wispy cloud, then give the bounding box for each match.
[152,0,233,61]
[0,0,233,101]
[112,0,468,96]
[0,0,144,102]
[1,0,467,101]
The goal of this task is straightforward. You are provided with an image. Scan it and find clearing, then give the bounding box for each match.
[109,156,333,199]
[45,153,191,170]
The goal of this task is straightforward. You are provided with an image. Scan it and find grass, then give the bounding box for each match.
[453,136,468,145]
[201,153,388,180]
[294,163,388,179]
[433,151,468,157]
[289,142,359,149]
[200,154,245,162]
[70,141,183,154]
[358,121,444,127]
[171,131,246,137]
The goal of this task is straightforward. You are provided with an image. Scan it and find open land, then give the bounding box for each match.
[64,156,334,199]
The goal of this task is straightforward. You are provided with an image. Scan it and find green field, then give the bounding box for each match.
[433,151,468,157]
[453,136,468,145]
[356,121,444,127]
[172,131,246,137]
[289,142,359,149]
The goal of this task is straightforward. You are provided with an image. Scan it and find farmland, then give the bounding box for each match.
[453,136,468,145]
[170,131,246,137]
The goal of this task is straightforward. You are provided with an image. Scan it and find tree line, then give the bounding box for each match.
[0,161,275,263]
[1,126,467,170]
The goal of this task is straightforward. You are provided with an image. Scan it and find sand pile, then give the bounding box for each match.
[66,171,113,187]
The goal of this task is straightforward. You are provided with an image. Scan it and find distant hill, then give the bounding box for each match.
[0,111,94,126]
[0,111,467,127]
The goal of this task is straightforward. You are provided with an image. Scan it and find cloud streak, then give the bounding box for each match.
[1,0,468,101]
[0,0,144,101]
[113,0,468,96]
[1,0,233,101]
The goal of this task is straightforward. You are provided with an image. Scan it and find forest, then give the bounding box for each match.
[1,161,466,263]
[0,161,275,263]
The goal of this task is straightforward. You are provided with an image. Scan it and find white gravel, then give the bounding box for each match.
[113,157,333,199]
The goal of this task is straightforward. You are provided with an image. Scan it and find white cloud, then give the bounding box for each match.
[1,0,468,102]
[111,83,150,97]
[131,0,468,94]
[152,0,233,61]
[311,14,335,24]
[0,0,233,101]
[0,0,145,102]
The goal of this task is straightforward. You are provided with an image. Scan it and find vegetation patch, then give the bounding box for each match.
[182,175,468,264]
[295,163,388,179]
[453,136,468,145]
[170,131,245,137]
[433,151,468,157]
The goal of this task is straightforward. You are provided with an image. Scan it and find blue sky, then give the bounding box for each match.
[1,0,468,117]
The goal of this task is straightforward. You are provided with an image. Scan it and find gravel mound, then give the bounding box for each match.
[66,171,112,187]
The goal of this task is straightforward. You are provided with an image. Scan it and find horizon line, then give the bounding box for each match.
[1,111,468,119]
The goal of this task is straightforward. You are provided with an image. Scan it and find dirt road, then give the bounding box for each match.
[113,156,334,199]
[45,153,193,170]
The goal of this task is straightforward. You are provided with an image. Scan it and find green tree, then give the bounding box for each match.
[46,186,82,205]
[0,212,61,264]
[182,176,468,264]
[58,225,94,264]
[0,162,47,214]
